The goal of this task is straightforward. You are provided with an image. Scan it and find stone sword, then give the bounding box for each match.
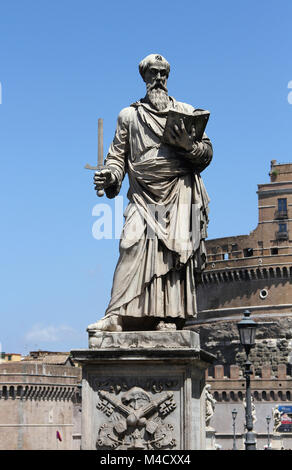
[84,117,105,197]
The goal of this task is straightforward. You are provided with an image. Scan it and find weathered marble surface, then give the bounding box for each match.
[91,53,212,332]
[87,329,200,350]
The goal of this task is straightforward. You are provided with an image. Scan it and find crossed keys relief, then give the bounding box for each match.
[96,386,177,450]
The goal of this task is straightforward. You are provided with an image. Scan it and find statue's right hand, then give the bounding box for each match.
[93,169,115,191]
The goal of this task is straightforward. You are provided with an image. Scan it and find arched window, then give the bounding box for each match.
[256,269,262,279]
[214,391,219,401]
[283,267,288,278]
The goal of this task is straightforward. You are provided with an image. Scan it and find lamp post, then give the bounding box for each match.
[232,408,237,450]
[266,415,271,449]
[237,310,258,450]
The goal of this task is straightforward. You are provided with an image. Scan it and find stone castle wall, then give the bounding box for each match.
[189,161,292,373]
[0,362,82,450]
[187,161,292,449]
[206,363,292,450]
[191,317,292,374]
[206,363,292,403]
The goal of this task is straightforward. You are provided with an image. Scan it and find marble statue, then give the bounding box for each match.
[89,54,213,332]
[273,406,282,433]
[205,384,216,428]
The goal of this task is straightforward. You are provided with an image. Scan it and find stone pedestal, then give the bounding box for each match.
[71,330,214,450]
[205,427,217,450]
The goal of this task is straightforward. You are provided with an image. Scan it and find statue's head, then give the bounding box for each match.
[139,54,170,82]
[139,54,170,110]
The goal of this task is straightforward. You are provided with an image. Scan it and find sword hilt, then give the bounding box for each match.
[84,164,106,197]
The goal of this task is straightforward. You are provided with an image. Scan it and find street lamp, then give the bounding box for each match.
[237,310,258,450]
[232,408,237,450]
[266,415,271,449]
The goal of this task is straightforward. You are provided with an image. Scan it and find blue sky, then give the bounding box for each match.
[1,0,292,354]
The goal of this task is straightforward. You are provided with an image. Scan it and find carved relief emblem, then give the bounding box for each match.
[96,386,177,450]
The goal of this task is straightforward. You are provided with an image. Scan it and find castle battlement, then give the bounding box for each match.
[206,364,292,403]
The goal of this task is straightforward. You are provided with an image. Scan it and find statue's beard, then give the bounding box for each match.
[146,84,169,111]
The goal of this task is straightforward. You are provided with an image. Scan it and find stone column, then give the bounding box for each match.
[71,330,214,450]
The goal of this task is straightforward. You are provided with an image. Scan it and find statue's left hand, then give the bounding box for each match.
[169,119,196,151]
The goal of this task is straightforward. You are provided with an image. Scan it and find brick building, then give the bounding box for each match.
[188,160,292,449]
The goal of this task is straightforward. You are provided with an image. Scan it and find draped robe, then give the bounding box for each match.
[104,97,212,322]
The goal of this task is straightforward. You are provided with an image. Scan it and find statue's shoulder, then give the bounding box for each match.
[172,99,195,114]
[117,105,136,125]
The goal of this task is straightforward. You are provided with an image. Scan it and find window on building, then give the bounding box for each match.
[243,248,253,257]
[258,241,264,255]
[271,248,278,255]
[279,223,287,233]
[230,244,239,258]
[278,198,287,212]
[259,289,268,299]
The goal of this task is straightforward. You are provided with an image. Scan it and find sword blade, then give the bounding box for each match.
[98,118,103,168]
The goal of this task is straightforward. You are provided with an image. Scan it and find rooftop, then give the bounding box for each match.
[22,350,74,366]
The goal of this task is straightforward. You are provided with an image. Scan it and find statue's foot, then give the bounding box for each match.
[155,321,177,331]
[87,314,123,332]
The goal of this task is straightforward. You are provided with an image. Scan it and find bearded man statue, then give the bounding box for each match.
[89,54,213,332]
